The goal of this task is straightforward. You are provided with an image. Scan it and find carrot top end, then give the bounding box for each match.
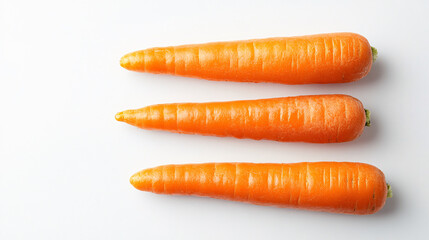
[371,46,378,62]
[365,109,371,127]
[387,184,393,198]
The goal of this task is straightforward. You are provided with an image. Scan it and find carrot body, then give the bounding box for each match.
[115,94,367,143]
[120,33,373,84]
[130,162,388,215]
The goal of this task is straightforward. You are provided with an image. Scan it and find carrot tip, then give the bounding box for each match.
[120,55,130,69]
[371,46,378,62]
[129,172,142,190]
[365,109,371,127]
[129,173,136,186]
[115,112,124,122]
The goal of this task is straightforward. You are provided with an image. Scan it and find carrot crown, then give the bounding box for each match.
[387,184,393,198]
[371,47,378,62]
[365,109,371,127]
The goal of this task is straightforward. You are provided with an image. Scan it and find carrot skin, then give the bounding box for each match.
[115,94,367,143]
[120,33,373,84]
[130,162,388,215]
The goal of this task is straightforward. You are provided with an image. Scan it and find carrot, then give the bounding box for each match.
[120,32,377,84]
[115,94,370,143]
[130,162,391,215]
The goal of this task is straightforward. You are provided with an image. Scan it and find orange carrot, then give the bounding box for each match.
[130,162,391,215]
[120,33,376,84]
[115,94,370,143]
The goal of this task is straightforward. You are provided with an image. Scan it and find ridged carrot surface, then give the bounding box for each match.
[120,33,375,84]
[115,94,369,143]
[130,162,389,215]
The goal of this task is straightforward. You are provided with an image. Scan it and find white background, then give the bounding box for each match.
[1,0,428,239]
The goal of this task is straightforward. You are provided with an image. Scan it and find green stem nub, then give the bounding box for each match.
[387,184,393,198]
[371,46,378,62]
[365,109,371,127]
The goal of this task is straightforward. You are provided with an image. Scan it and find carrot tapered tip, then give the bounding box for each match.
[120,52,139,70]
[129,173,143,190]
[115,112,124,122]
[129,173,138,187]
[130,171,151,191]
[120,55,129,69]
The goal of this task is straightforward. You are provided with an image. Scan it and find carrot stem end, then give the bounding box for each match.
[371,46,378,62]
[387,184,393,198]
[365,109,371,127]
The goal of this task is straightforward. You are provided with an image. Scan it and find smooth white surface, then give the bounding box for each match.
[1,0,428,239]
